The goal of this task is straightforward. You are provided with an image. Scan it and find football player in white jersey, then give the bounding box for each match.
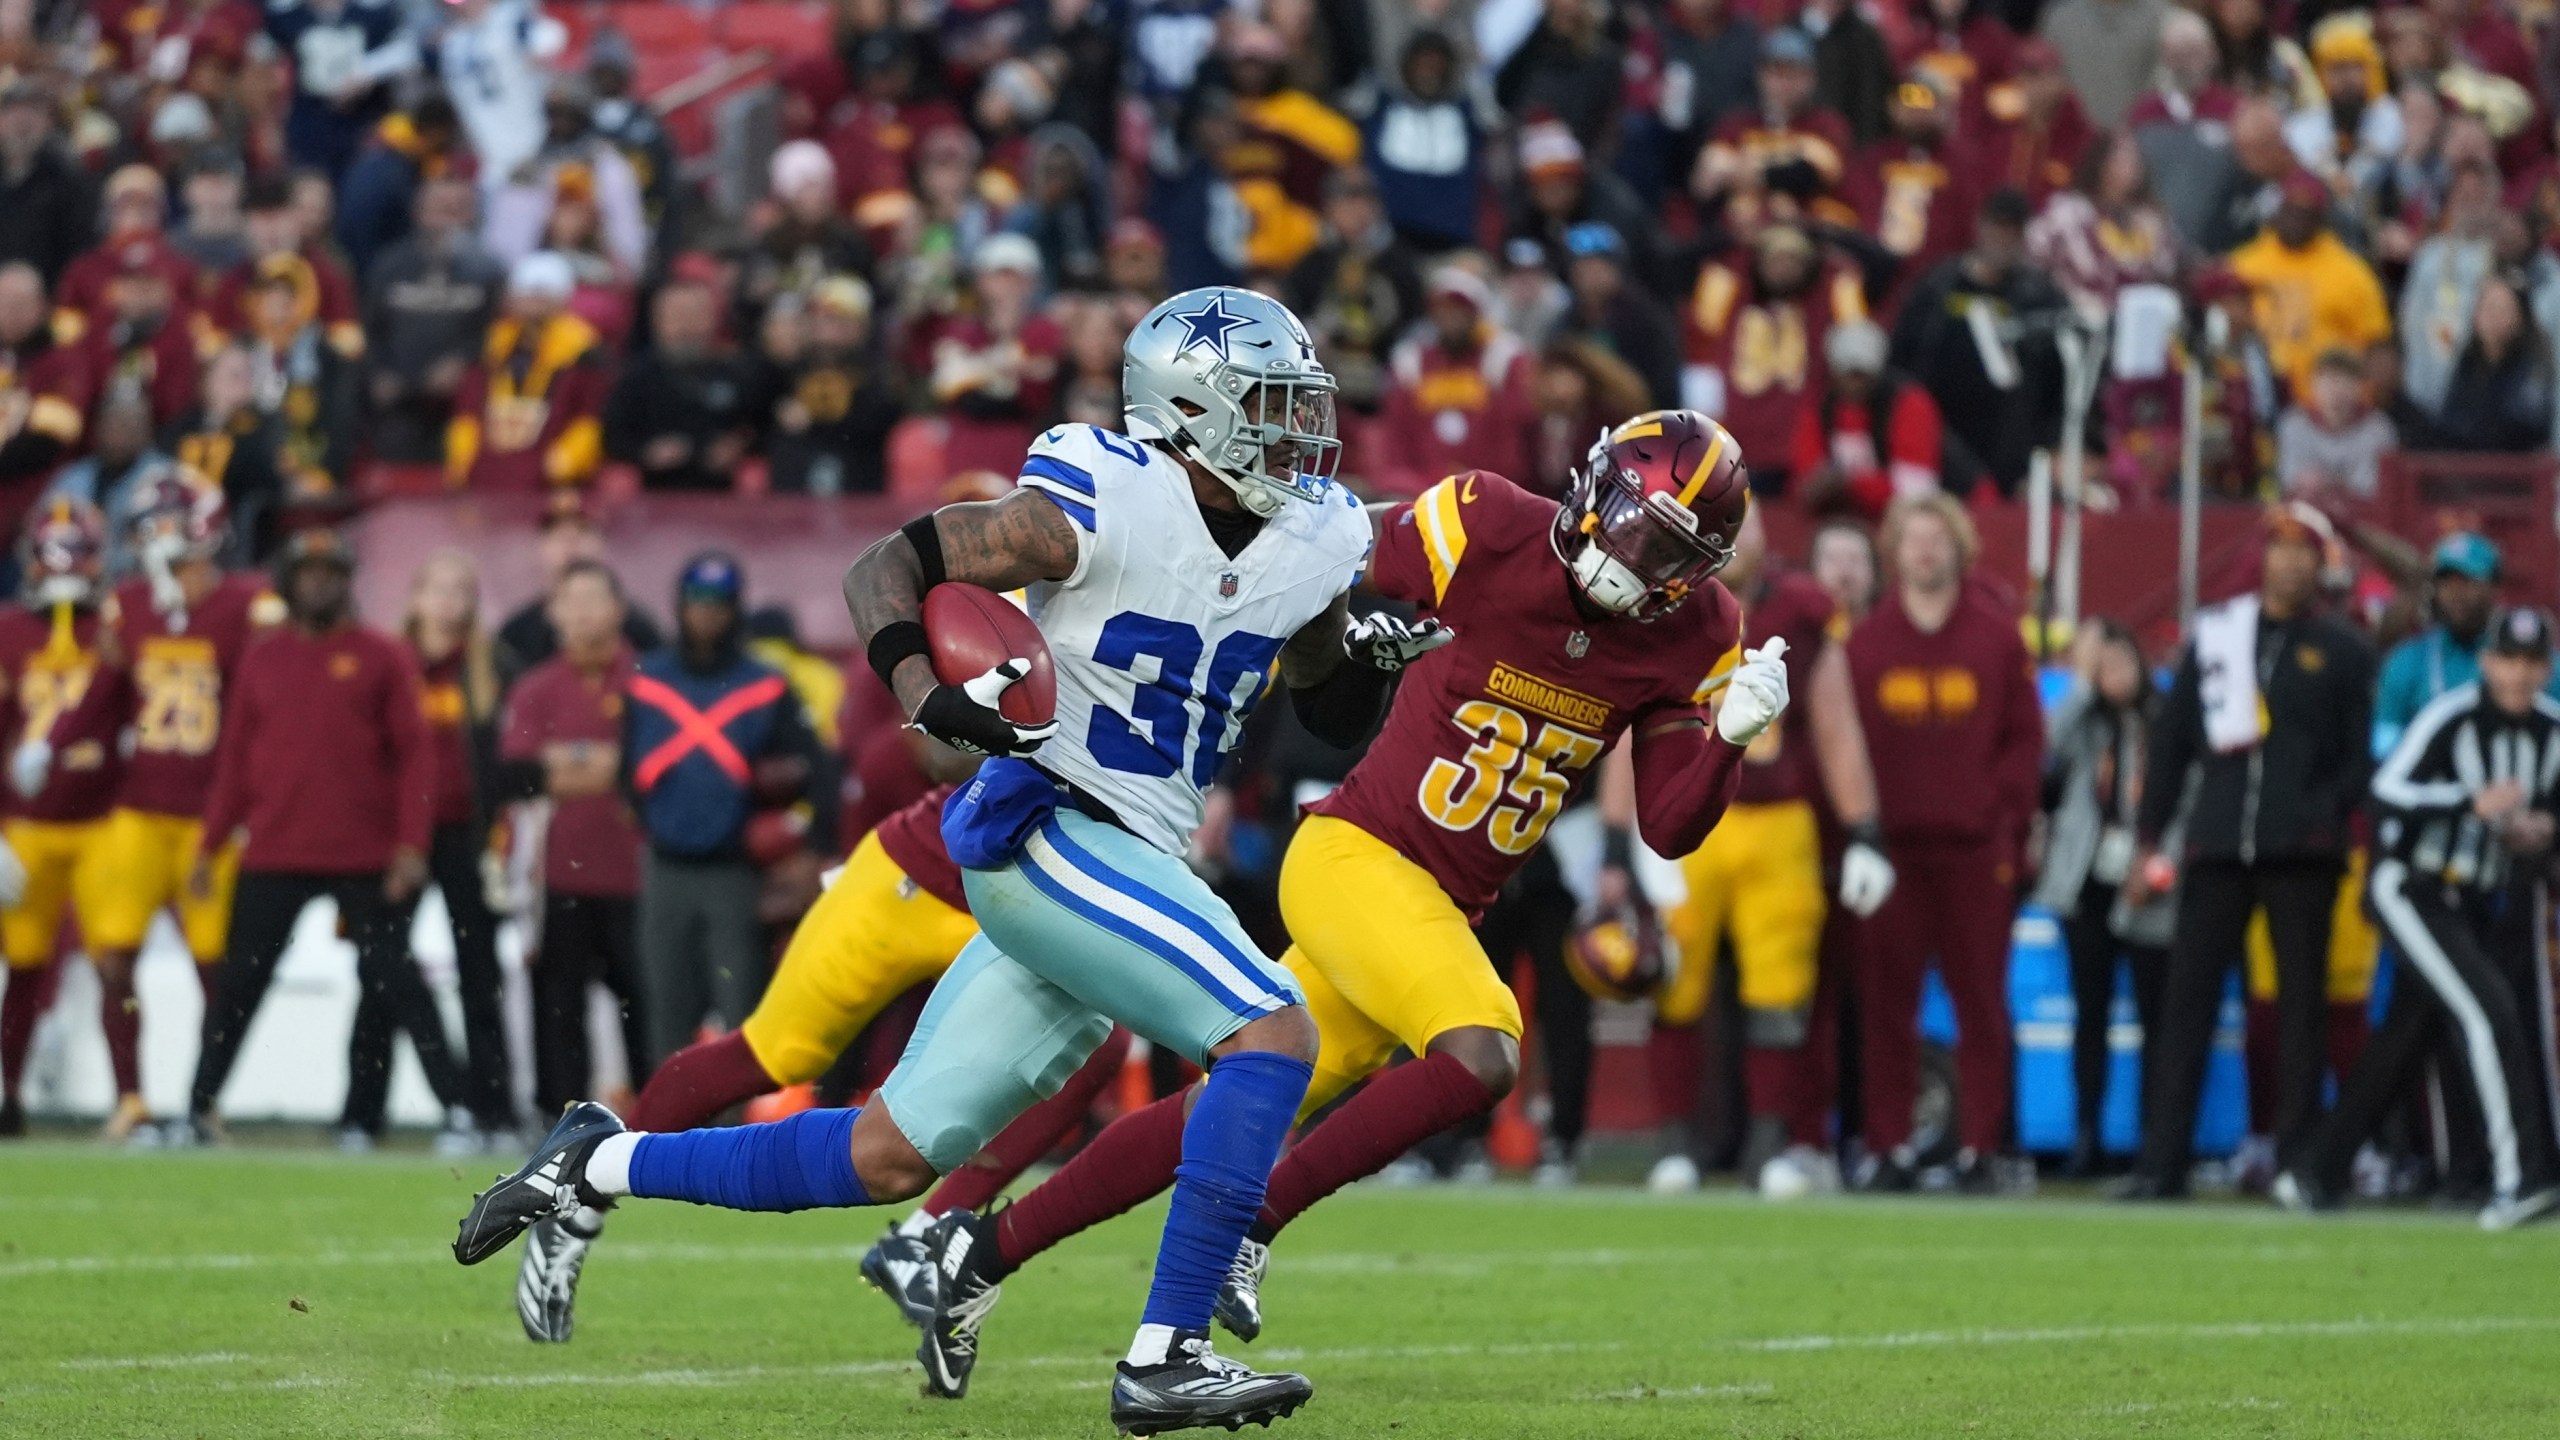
[455,287,1448,1435]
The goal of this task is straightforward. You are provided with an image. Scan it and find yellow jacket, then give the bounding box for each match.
[2228,230,2390,400]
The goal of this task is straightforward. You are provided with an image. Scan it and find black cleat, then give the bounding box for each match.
[1212,1238,1267,1343]
[1852,1146,1918,1193]
[2271,1170,2342,1215]
[2108,1170,2191,1202]
[455,1101,623,1266]
[0,1097,23,1138]
[516,1212,601,1342]
[861,1217,940,1330]
[1109,1330,1312,1435]
[916,1209,1005,1399]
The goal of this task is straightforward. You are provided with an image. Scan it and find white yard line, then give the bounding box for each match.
[25,1315,2560,1399]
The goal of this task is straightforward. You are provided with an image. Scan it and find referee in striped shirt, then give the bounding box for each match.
[2278,607,2560,1229]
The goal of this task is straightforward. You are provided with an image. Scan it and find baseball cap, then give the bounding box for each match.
[1762,28,1816,67]
[1518,120,1586,178]
[2488,606,2552,658]
[1427,265,1492,311]
[677,551,743,606]
[1563,221,1626,259]
[2432,531,2501,583]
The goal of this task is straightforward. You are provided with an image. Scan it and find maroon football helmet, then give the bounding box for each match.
[22,495,106,606]
[1552,410,1748,621]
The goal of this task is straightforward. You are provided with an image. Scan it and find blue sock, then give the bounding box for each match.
[1141,1050,1313,1333]
[626,1107,874,1212]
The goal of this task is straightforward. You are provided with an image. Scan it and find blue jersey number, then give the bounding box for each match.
[1088,613,1285,786]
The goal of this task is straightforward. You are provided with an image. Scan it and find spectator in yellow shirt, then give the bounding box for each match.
[2229,171,2392,401]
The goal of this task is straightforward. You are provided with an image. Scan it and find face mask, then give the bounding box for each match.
[1569,544,1648,613]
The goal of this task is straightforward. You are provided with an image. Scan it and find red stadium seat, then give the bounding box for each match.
[598,3,713,56]
[886,415,952,504]
[716,4,830,56]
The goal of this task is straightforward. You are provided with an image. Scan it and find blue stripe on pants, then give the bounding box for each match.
[1016,819,1285,1020]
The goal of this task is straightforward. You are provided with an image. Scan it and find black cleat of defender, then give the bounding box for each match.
[1109,1331,1312,1436]
[916,1209,1006,1399]
[455,1101,624,1266]
[860,1219,940,1330]
[1212,1238,1267,1342]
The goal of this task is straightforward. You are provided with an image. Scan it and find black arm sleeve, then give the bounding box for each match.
[2138,647,2202,846]
[490,756,549,803]
[1288,657,1397,750]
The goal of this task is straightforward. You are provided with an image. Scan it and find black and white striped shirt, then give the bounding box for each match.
[2372,684,2560,898]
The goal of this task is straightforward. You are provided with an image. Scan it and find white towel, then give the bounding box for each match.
[2194,595,2266,754]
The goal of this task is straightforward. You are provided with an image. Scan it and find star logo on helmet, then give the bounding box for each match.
[1167,293,1251,361]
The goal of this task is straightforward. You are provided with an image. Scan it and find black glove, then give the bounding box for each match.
[907,659,1059,757]
[1343,614,1454,673]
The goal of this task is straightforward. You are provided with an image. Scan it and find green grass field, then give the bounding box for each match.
[5,1144,2560,1438]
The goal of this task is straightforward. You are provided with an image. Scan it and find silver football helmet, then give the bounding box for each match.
[1122,286,1341,517]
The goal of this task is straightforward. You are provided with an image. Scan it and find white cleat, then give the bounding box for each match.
[1646,1154,1701,1195]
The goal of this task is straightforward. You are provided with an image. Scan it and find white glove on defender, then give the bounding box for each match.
[9,739,50,801]
[1713,638,1791,746]
[0,834,24,907]
[1837,839,1897,918]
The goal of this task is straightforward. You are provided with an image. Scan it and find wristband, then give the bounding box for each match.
[901,514,948,590]
[1845,819,1885,851]
[866,620,933,689]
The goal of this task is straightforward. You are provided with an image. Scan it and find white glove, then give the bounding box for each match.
[1343,613,1455,672]
[0,834,21,907]
[1838,837,1897,919]
[9,739,51,801]
[1713,638,1790,745]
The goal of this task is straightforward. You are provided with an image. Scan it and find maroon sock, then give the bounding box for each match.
[2326,1000,2369,1082]
[994,1089,1185,1274]
[625,1030,778,1132]
[0,970,41,1100]
[194,962,220,999]
[927,1027,1133,1216]
[1648,1022,1706,1136]
[1257,1051,1495,1238]
[1744,1043,1821,1146]
[100,969,141,1098]
[2244,998,2278,1135]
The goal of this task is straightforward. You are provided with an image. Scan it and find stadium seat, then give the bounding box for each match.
[598,3,713,56]
[885,415,952,504]
[716,4,830,56]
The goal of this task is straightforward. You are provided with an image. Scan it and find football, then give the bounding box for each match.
[923,582,1057,726]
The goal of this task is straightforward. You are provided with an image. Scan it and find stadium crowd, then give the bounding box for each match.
[0,0,2556,1218]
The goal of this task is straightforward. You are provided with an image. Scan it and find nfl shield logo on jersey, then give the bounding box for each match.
[1220,572,1240,598]
[1565,629,1590,659]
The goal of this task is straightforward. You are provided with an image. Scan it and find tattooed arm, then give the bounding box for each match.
[844,489,1082,719]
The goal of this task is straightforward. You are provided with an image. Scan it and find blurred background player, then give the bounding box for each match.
[180,530,472,1146]
[43,469,273,1140]
[0,499,119,1137]
[1652,501,1893,1199]
[915,412,1781,1381]
[1846,493,2044,1192]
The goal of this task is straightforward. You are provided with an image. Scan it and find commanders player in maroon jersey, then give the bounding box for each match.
[42,467,275,1139]
[0,499,123,1136]
[893,410,1788,1391]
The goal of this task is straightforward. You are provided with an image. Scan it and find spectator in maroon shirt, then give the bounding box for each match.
[500,559,647,1118]
[184,529,474,1147]
[378,550,512,1140]
[1846,494,2044,1193]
